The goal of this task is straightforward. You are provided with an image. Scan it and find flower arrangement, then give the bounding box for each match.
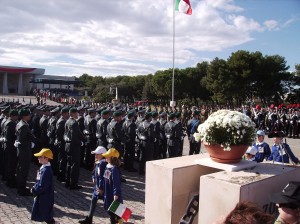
[194,109,256,151]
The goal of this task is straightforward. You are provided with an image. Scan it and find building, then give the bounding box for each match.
[0,65,45,95]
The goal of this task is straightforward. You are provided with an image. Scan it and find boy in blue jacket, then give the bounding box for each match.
[31,148,55,224]
[79,146,107,224]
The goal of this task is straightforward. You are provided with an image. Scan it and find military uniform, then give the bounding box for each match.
[151,112,160,159]
[1,111,18,187]
[96,111,109,149]
[64,108,84,189]
[77,107,86,167]
[165,113,181,158]
[137,113,154,174]
[83,110,97,170]
[15,109,35,195]
[186,111,201,155]
[39,111,50,148]
[106,111,125,154]
[122,112,137,171]
[175,112,185,156]
[47,108,60,175]
[158,112,168,159]
[55,109,68,182]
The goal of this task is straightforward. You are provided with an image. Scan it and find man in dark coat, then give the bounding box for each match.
[106,110,125,154]
[165,113,181,158]
[186,110,201,155]
[158,112,168,159]
[137,112,154,175]
[0,106,10,177]
[15,109,35,196]
[96,109,110,149]
[1,109,19,187]
[64,107,84,190]
[39,106,50,148]
[55,107,69,182]
[122,111,137,172]
[83,108,97,170]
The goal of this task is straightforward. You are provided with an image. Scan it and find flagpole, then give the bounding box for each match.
[171,0,175,108]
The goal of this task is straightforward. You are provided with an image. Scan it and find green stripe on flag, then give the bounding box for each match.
[108,201,119,213]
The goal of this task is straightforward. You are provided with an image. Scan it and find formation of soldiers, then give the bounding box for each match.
[0,101,203,197]
[0,99,299,197]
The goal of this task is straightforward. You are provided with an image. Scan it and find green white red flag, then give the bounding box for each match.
[175,0,192,15]
[108,201,132,222]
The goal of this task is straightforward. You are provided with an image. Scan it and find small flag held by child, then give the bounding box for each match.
[108,201,132,222]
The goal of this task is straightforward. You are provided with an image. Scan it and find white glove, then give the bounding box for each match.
[14,140,20,148]
[31,142,35,148]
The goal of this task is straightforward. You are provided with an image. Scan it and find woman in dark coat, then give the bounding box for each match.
[31,148,55,224]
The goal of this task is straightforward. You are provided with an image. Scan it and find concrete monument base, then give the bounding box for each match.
[145,153,300,224]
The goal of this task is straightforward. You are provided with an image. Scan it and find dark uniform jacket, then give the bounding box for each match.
[165,120,181,146]
[39,115,50,147]
[107,119,125,151]
[47,116,58,145]
[64,117,84,155]
[55,117,66,147]
[96,118,109,147]
[16,120,35,150]
[84,115,97,144]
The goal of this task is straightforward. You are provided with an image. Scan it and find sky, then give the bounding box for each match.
[0,0,299,77]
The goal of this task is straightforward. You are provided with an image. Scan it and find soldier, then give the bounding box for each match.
[122,111,137,172]
[1,109,19,188]
[83,108,97,170]
[186,110,201,155]
[135,108,145,160]
[0,106,10,177]
[96,109,110,149]
[31,106,43,162]
[39,106,50,148]
[64,107,84,190]
[151,111,160,160]
[77,106,86,167]
[47,107,61,175]
[165,113,181,158]
[175,112,185,156]
[158,112,168,159]
[55,107,69,182]
[15,108,36,196]
[137,112,154,175]
[106,110,125,154]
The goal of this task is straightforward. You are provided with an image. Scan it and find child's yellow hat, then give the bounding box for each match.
[34,148,53,160]
[102,148,120,158]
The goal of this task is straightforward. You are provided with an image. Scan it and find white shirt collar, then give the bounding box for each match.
[40,162,51,170]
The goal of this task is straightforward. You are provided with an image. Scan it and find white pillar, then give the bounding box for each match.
[3,72,8,94]
[18,73,23,95]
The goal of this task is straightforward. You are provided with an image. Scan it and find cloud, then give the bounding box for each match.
[264,20,279,31]
[0,0,273,77]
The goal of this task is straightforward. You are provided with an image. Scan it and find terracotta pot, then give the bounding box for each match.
[203,142,248,164]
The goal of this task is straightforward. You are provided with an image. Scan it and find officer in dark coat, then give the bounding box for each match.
[47,107,60,175]
[83,108,97,170]
[106,110,125,154]
[31,106,43,163]
[15,109,35,196]
[122,111,137,172]
[151,111,160,160]
[64,107,84,190]
[158,112,168,159]
[39,106,50,148]
[0,106,10,177]
[186,110,201,155]
[1,109,18,187]
[165,113,181,158]
[175,112,185,156]
[55,107,69,182]
[77,106,86,167]
[137,112,154,175]
[96,109,110,149]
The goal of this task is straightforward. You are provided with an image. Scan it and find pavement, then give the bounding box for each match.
[0,95,299,223]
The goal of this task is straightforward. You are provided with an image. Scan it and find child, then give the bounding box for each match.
[31,148,55,224]
[101,148,123,224]
[245,146,258,161]
[79,146,107,224]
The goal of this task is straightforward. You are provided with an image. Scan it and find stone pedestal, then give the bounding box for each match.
[145,154,300,224]
[145,154,220,224]
[199,162,300,224]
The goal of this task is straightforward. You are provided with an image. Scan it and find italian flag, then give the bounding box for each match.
[108,201,132,222]
[175,0,192,15]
